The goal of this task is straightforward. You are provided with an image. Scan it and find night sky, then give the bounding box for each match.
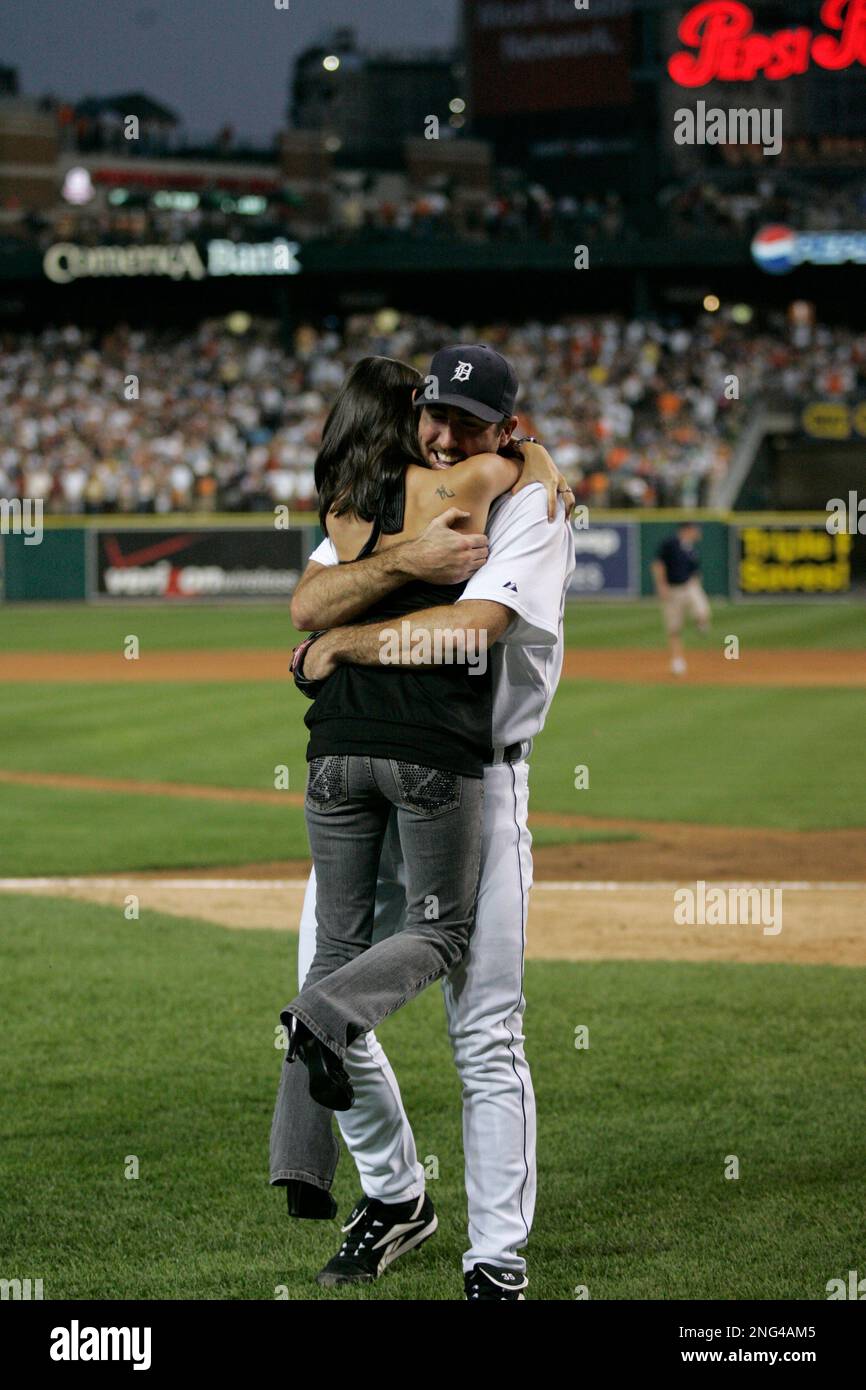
[1,0,461,144]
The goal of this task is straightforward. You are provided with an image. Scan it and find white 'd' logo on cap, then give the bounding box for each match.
[451,361,473,382]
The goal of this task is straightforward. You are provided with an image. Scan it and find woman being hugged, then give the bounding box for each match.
[279,357,557,1149]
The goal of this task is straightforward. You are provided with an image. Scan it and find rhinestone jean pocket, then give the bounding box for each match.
[389,760,462,816]
[305,755,349,811]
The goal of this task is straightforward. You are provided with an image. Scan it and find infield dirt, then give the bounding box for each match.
[3,647,865,686]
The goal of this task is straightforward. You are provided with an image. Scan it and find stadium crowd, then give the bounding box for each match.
[5,182,627,250]
[663,177,866,237]
[1,312,864,515]
[10,169,866,258]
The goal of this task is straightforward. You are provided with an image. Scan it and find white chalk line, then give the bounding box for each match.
[0,878,863,892]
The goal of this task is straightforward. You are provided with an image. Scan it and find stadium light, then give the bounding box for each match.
[322,55,340,72]
[62,167,95,206]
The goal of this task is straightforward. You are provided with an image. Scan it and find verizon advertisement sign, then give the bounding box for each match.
[95,529,306,600]
[466,0,633,115]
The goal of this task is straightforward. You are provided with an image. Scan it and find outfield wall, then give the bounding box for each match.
[1,511,862,603]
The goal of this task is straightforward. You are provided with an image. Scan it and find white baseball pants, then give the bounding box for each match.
[297,759,536,1274]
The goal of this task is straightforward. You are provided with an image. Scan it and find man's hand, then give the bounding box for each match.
[511,440,575,522]
[404,509,489,584]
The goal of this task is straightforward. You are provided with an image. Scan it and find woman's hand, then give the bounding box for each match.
[511,439,576,521]
[298,631,341,683]
[290,630,340,690]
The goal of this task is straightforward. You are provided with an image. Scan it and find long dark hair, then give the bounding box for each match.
[315,356,426,530]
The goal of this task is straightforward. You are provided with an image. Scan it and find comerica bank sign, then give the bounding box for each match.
[43,239,301,285]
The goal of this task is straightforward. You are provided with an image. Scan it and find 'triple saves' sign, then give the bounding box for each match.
[466,0,633,114]
[736,526,853,595]
[669,0,866,86]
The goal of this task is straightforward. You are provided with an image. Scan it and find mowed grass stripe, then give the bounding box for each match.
[1,894,862,1300]
[0,783,634,877]
[0,679,862,831]
[0,601,864,653]
[0,681,308,791]
[0,783,312,875]
[563,600,866,651]
[0,605,306,653]
[531,682,864,829]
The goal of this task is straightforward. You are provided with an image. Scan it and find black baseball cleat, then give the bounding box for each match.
[464,1263,528,1300]
[285,1013,354,1111]
[316,1193,437,1287]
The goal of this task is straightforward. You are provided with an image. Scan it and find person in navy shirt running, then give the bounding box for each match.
[651,523,711,676]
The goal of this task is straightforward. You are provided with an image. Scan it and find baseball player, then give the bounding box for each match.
[651,522,711,676]
[270,344,576,1301]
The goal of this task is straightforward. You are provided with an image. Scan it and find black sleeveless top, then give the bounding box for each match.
[304,478,493,777]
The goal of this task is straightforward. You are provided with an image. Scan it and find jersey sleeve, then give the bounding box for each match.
[308,536,338,567]
[457,485,575,647]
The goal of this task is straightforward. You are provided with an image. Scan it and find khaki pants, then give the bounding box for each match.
[662,577,711,635]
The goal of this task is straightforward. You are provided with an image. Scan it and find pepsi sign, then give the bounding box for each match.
[751,224,866,274]
[669,0,866,86]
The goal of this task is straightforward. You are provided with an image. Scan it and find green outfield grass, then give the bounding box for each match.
[562,600,866,651]
[0,604,306,652]
[1,893,862,1301]
[530,681,865,830]
[0,600,862,875]
[0,784,311,876]
[1,599,864,652]
[0,682,303,790]
[0,784,638,877]
[0,672,861,880]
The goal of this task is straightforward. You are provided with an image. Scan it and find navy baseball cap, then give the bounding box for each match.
[414,344,518,424]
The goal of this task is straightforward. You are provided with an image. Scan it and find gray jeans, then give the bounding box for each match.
[269,754,483,1195]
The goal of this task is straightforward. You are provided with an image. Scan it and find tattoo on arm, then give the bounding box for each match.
[435,484,456,499]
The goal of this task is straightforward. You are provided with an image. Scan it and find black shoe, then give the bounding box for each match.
[284,1178,337,1221]
[316,1193,437,1287]
[285,1013,354,1112]
[464,1263,528,1300]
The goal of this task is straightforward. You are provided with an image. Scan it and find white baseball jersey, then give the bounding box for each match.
[307,483,575,749]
